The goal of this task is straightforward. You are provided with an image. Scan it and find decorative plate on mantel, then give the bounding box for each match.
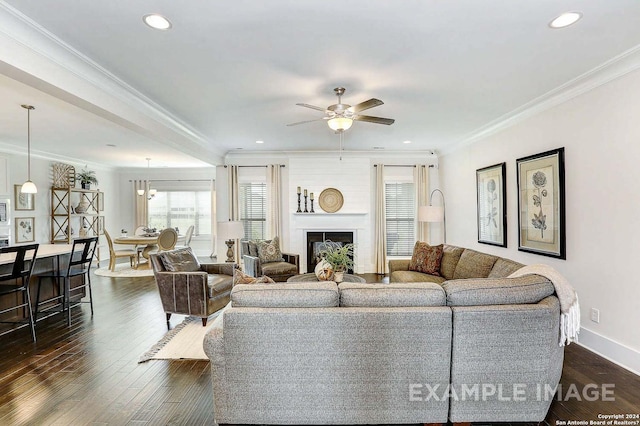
[318,188,344,213]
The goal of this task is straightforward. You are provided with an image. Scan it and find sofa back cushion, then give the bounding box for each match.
[443,275,555,306]
[158,247,200,272]
[231,282,339,308]
[339,282,446,307]
[452,249,498,279]
[440,245,465,280]
[488,258,525,278]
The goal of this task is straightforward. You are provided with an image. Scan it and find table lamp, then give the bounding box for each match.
[217,220,244,263]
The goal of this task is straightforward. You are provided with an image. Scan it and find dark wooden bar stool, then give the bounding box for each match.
[35,237,98,326]
[0,243,40,341]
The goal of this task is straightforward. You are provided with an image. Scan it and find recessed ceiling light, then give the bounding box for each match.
[143,14,172,30]
[256,140,264,144]
[403,140,412,144]
[549,12,582,29]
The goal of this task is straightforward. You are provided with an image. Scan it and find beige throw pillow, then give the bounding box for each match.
[159,247,200,272]
[257,236,284,264]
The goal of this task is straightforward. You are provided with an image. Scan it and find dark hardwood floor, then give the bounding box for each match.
[0,271,638,425]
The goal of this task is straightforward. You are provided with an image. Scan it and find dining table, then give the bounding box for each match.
[113,234,185,268]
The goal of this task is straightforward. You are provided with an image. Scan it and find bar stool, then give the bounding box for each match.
[0,243,39,341]
[35,237,98,326]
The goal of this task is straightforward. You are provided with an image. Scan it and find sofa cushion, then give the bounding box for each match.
[488,258,525,278]
[442,275,555,306]
[208,274,234,300]
[159,247,200,272]
[231,282,339,308]
[390,270,446,284]
[339,282,446,307]
[261,261,298,276]
[257,236,284,264]
[440,245,465,280]
[408,242,443,276]
[452,249,498,279]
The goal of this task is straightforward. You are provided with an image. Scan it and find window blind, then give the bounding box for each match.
[385,182,415,256]
[240,182,266,240]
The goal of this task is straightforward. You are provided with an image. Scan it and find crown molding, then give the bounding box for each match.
[445,44,640,154]
[0,2,222,162]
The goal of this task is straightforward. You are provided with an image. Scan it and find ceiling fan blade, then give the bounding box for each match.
[296,103,326,112]
[286,118,326,127]
[353,115,395,125]
[347,98,384,114]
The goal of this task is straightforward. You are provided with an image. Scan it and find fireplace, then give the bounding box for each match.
[306,231,354,273]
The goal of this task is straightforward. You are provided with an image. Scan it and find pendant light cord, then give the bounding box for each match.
[27,107,31,180]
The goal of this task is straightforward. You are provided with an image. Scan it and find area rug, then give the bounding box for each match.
[138,313,220,362]
[94,263,154,278]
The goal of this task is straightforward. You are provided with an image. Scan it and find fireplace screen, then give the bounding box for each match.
[306,231,354,273]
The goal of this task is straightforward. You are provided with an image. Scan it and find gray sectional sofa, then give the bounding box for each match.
[203,244,565,425]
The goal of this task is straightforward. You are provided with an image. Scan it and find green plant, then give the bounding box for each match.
[318,240,354,272]
[77,167,98,185]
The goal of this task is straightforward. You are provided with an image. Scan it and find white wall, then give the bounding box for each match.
[440,67,640,373]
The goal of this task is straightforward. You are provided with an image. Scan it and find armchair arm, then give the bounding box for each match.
[154,271,209,316]
[282,252,300,273]
[200,262,238,276]
[388,259,411,274]
[242,255,261,277]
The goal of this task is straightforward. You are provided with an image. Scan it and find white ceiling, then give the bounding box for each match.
[1,0,640,168]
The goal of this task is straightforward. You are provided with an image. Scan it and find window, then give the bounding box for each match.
[147,191,211,235]
[385,182,415,256]
[239,182,266,240]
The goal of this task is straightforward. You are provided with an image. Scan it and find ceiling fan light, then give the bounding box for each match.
[21,180,37,194]
[328,117,353,132]
[148,188,157,196]
[137,189,145,196]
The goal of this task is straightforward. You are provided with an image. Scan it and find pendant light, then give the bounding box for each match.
[137,158,156,199]
[20,104,37,194]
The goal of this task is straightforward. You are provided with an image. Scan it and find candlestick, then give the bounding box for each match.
[304,194,308,213]
[296,192,302,213]
[310,198,315,213]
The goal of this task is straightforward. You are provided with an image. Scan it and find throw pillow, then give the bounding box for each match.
[159,247,200,272]
[257,236,284,264]
[233,269,276,285]
[408,242,443,276]
[248,240,261,257]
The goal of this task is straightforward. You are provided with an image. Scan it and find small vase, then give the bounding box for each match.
[75,201,90,214]
[334,271,344,283]
[81,182,91,190]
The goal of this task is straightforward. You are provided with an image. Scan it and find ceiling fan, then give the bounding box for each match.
[287,87,395,132]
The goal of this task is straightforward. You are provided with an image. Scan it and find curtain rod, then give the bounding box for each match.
[223,165,285,168]
[373,164,436,168]
[128,179,213,182]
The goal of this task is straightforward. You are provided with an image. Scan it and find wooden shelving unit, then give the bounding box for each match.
[50,187,104,263]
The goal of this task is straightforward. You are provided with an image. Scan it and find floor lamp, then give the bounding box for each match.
[419,189,446,243]
[217,220,244,263]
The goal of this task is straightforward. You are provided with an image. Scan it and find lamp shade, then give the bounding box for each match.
[418,205,444,223]
[21,180,37,194]
[217,220,244,240]
[327,117,353,132]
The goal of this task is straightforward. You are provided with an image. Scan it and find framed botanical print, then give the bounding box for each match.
[516,147,566,259]
[0,202,7,223]
[476,162,507,247]
[15,217,35,243]
[15,185,35,211]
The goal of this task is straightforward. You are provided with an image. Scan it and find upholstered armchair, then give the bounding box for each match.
[150,248,237,327]
[241,239,299,282]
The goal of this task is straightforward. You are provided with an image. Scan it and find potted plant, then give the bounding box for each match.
[77,167,98,190]
[318,240,355,283]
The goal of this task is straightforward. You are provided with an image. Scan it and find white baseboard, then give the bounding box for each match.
[578,327,640,376]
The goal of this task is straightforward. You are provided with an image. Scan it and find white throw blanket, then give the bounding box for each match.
[509,264,580,346]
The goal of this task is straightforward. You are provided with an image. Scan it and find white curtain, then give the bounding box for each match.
[415,164,430,242]
[374,164,387,275]
[132,180,148,228]
[210,179,216,257]
[227,165,240,262]
[267,164,282,239]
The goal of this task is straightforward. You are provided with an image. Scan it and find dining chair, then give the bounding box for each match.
[104,230,137,271]
[176,225,194,249]
[35,237,98,326]
[0,243,39,341]
[157,228,178,251]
